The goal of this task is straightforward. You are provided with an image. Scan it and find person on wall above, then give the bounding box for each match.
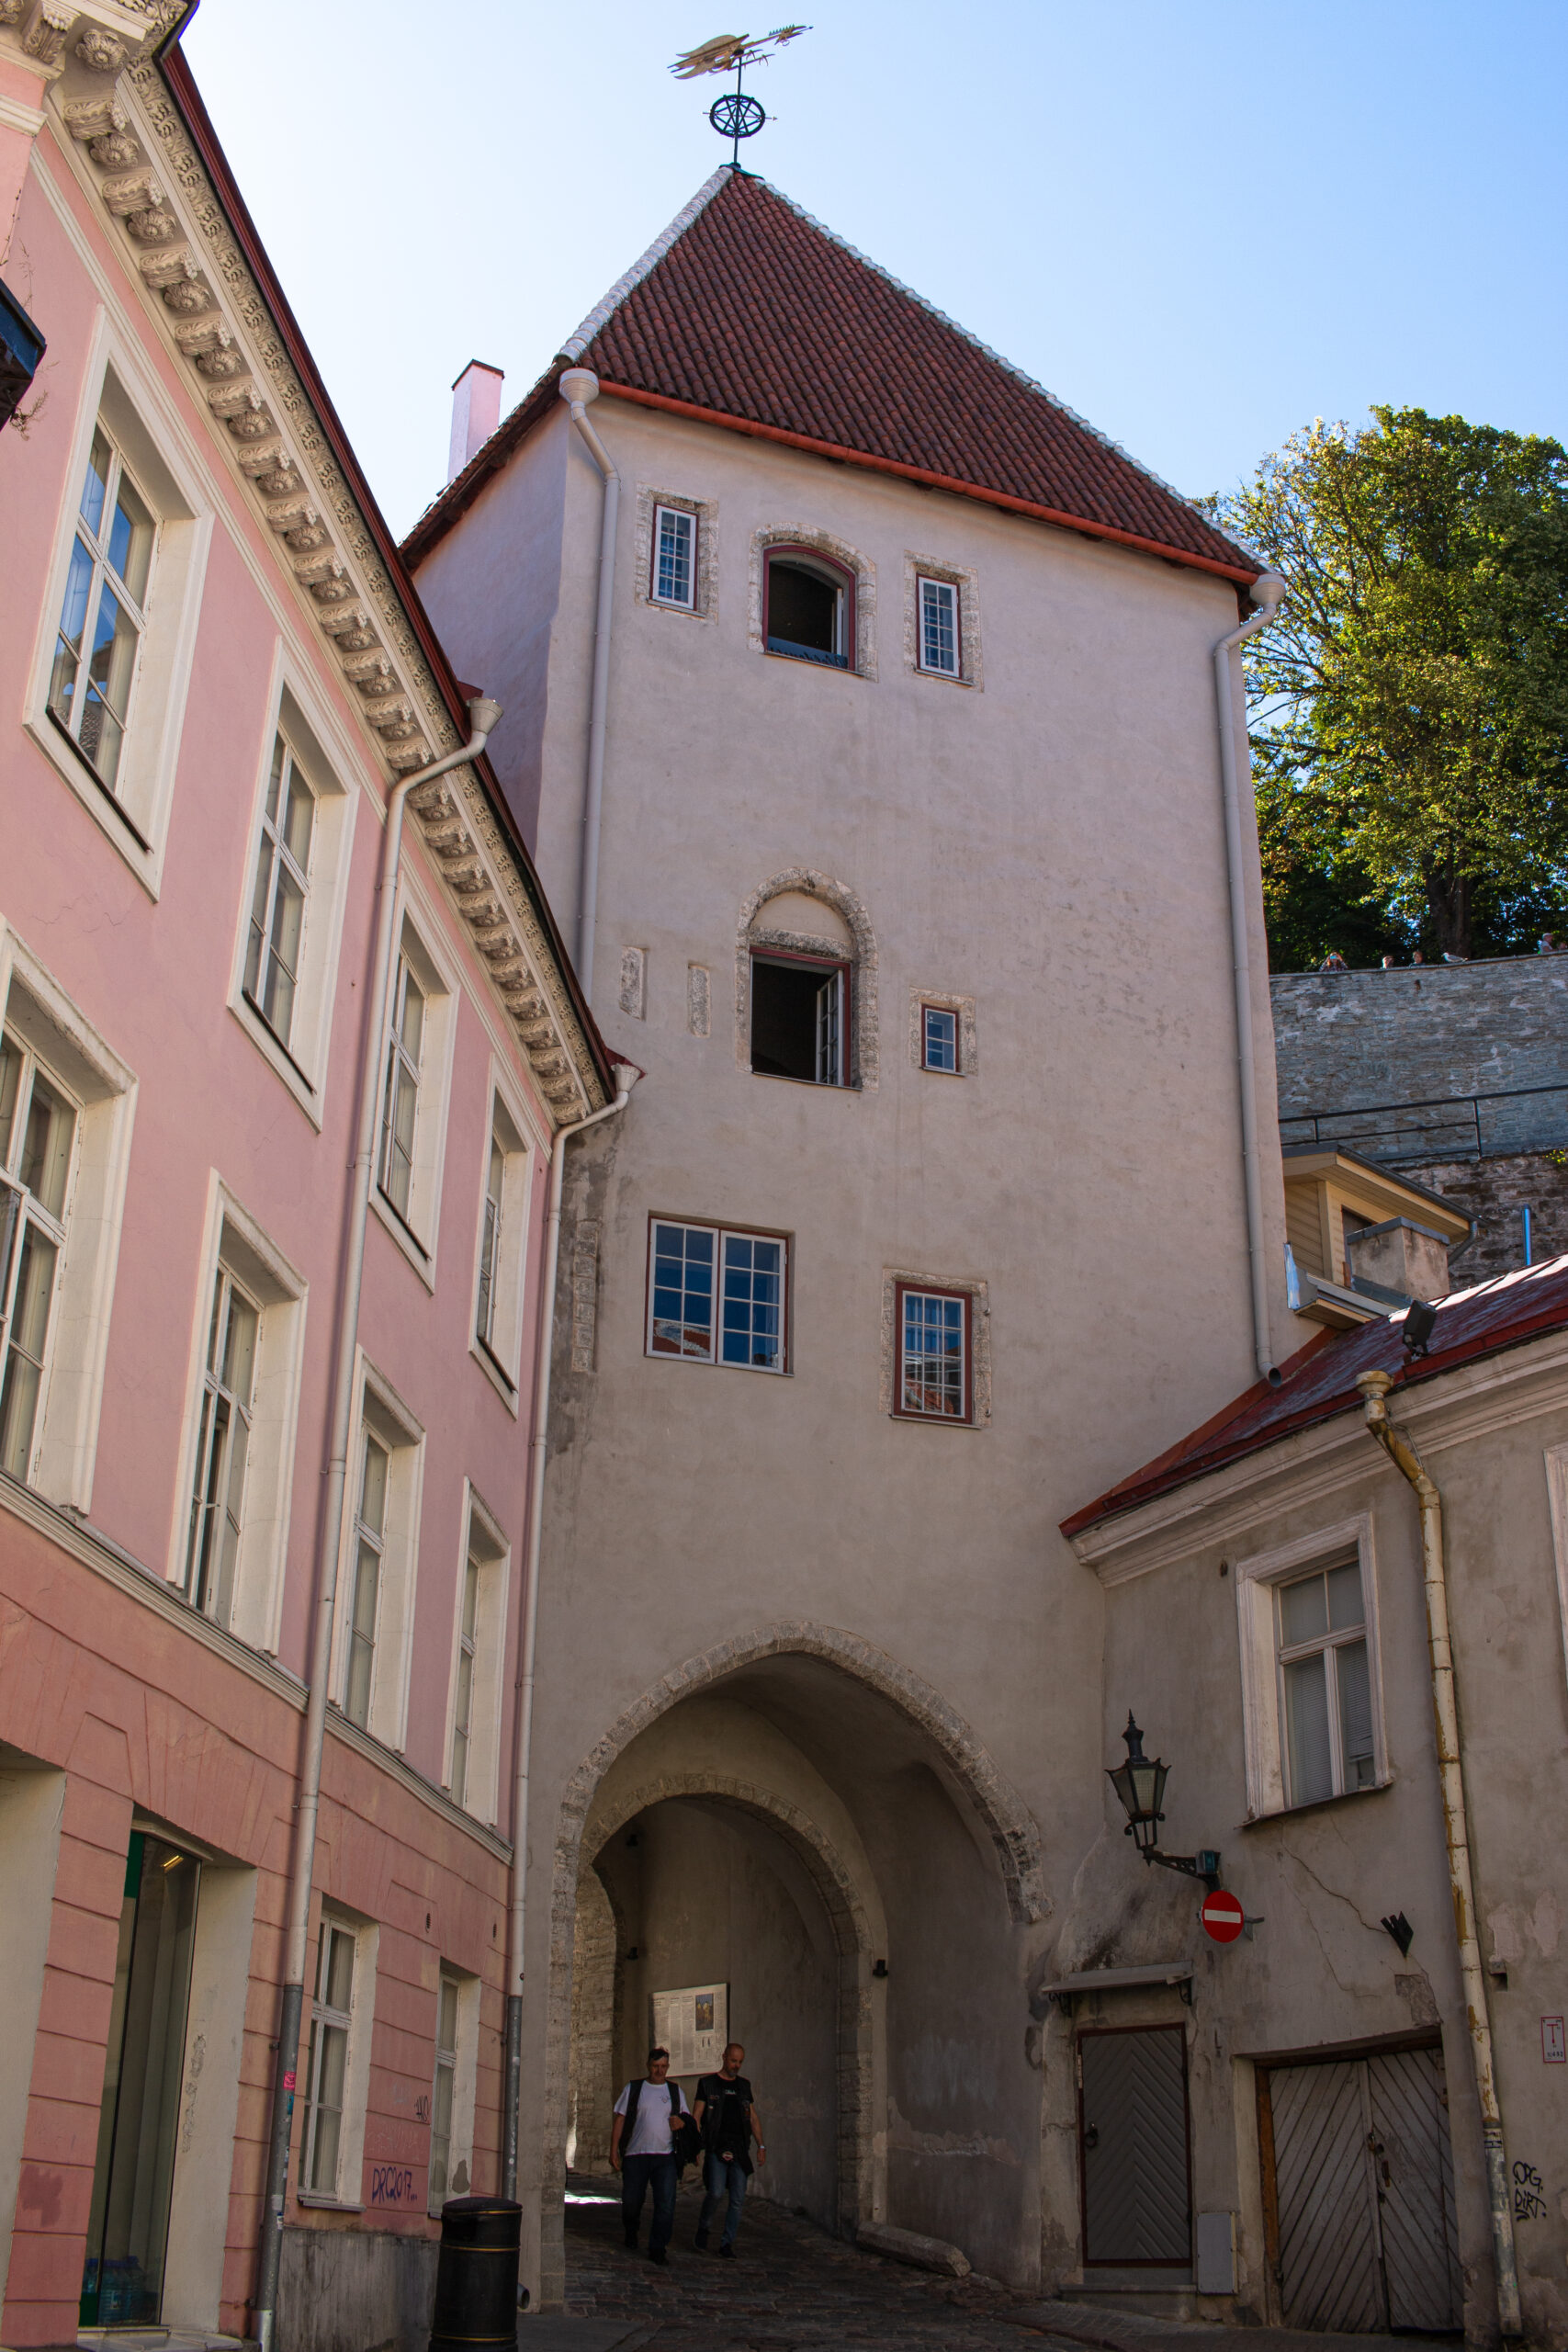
[610,2047,694,2265]
[692,2042,765,2257]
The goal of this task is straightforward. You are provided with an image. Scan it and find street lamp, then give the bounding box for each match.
[1108,1713,1222,1892]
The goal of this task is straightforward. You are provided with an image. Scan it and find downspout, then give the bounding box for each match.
[1357,1368,1522,2336]
[254,697,502,2352]
[502,1063,640,2196]
[1214,571,1288,1385]
[559,368,619,1006]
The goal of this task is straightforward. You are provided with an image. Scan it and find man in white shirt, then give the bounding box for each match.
[610,2047,692,2265]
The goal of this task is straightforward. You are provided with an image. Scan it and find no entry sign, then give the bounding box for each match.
[1201,1889,1246,1944]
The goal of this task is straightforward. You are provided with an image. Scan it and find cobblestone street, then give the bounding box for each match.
[531,2176,1078,2350]
[519,2177,1465,2352]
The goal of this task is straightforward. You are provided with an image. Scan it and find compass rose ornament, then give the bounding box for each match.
[670,26,811,165]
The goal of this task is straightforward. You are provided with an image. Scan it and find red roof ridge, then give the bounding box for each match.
[403,170,1259,584]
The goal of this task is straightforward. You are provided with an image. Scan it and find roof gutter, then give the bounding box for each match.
[1357,1370,1522,2338]
[596,381,1261,587]
[1214,571,1288,1385]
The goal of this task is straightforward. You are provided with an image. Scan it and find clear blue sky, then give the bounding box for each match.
[183,0,1568,543]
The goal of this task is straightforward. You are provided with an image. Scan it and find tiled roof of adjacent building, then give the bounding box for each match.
[1062,1258,1568,1538]
[403,167,1258,585]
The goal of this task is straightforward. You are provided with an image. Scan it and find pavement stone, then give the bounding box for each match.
[556,2176,1464,2352]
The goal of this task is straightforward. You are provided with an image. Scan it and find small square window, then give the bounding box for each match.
[652,504,695,608]
[921,1005,959,1073]
[647,1219,785,1373]
[895,1283,971,1422]
[917,576,960,676]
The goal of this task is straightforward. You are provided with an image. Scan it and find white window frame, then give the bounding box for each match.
[1234,1513,1389,1820]
[228,655,358,1128]
[298,1907,378,2210]
[917,574,960,676]
[444,1485,510,1824]
[167,1175,307,1654]
[25,321,213,894]
[645,1218,788,1374]
[920,1001,960,1073]
[427,1965,480,2215]
[0,929,137,1511]
[651,503,696,609]
[368,894,458,1286]
[469,1069,534,1406]
[330,1356,425,1753]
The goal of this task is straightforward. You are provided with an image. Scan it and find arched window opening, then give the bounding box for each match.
[747,888,856,1088]
[764,548,852,670]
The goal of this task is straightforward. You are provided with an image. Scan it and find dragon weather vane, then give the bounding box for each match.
[670,27,811,166]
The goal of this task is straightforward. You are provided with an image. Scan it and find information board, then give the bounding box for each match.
[650,1982,728,2077]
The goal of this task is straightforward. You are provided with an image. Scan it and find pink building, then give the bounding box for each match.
[0,13,623,2349]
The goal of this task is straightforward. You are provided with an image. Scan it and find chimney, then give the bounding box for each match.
[447,359,503,484]
[1346,1217,1453,1305]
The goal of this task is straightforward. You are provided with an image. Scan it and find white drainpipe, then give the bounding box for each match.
[1358,1369,1522,2336]
[560,368,619,1007]
[1213,572,1288,1386]
[254,697,502,2352]
[501,1062,640,2195]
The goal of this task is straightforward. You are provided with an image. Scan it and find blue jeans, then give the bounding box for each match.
[698,2152,748,2248]
[620,2152,677,2252]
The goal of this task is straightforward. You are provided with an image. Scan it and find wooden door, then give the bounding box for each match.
[1263,2042,1461,2334]
[1079,2026,1191,2267]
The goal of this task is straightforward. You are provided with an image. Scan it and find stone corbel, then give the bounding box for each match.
[385,738,434,770]
[318,605,378,651]
[98,164,162,213]
[293,554,355,601]
[21,2,75,73]
[63,93,127,141]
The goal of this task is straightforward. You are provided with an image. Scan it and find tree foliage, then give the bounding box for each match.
[1206,407,1568,964]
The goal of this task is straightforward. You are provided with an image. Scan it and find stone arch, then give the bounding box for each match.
[581,1772,883,2232]
[737,870,880,1087]
[558,1622,1045,1927]
[540,1625,1045,2301]
[566,1862,619,2172]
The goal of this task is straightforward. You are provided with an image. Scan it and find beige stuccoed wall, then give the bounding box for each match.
[414,395,1293,2301]
[1070,1336,1568,2342]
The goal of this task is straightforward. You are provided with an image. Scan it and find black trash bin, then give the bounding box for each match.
[429,2195,523,2352]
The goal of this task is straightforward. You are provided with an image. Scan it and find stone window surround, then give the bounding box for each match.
[750,526,877,682]
[330,1351,425,1758]
[634,483,717,621]
[0,922,139,1515]
[228,651,361,1134]
[1232,1511,1390,1821]
[25,315,213,895]
[165,1169,308,1658]
[879,1268,992,1427]
[737,867,879,1089]
[904,551,982,688]
[908,988,977,1076]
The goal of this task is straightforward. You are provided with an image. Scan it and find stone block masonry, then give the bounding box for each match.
[1272,957,1568,1278]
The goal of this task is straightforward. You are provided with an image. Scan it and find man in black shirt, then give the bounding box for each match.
[691,2042,765,2256]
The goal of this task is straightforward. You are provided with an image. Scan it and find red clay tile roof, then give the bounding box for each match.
[404,168,1258,584]
[1061,1259,1568,1539]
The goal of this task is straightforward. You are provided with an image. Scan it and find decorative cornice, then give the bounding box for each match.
[46,61,599,1123]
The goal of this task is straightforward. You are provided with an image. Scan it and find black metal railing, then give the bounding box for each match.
[1280,1079,1568,1166]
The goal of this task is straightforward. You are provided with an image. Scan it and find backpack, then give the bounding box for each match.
[623,2076,701,2169]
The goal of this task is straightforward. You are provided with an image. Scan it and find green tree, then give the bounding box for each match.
[1207,408,1568,963]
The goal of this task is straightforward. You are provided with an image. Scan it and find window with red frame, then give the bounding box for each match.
[764,547,853,670]
[895,1283,971,1422]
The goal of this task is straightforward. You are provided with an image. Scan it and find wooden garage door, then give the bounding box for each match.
[1079,2027,1191,2267]
[1264,2044,1461,2332]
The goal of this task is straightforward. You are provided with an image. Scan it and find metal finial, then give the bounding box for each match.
[670,26,811,165]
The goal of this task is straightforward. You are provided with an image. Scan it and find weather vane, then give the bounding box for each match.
[670,27,811,165]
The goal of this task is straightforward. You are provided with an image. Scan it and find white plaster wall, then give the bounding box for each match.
[1077,1356,1568,2339]
[414,396,1293,2297]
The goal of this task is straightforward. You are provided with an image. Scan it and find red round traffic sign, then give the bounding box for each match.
[1201,1889,1246,1944]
